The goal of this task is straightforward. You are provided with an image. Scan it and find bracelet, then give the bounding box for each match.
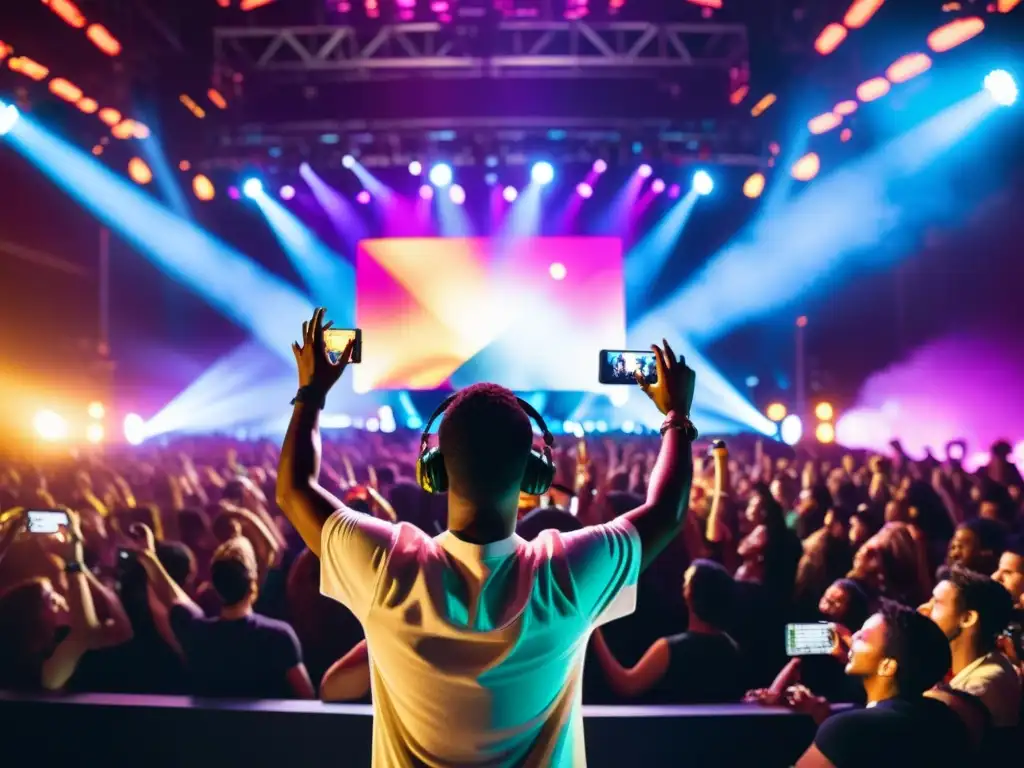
[64,560,84,575]
[660,414,698,442]
[291,386,327,410]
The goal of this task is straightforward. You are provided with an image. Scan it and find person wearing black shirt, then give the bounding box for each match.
[590,559,744,703]
[133,524,315,699]
[795,600,972,768]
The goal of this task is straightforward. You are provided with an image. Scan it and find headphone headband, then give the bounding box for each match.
[419,393,554,455]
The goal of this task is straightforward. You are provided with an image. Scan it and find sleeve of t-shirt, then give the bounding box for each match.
[168,604,201,648]
[813,710,873,767]
[270,622,303,670]
[558,517,642,626]
[320,508,397,620]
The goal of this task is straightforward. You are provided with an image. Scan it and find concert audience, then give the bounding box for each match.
[1,412,1022,762]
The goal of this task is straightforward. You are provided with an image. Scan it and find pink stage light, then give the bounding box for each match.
[449,184,466,205]
[279,185,295,200]
[356,190,371,204]
[638,164,653,178]
[418,184,434,200]
[227,186,240,200]
[592,159,608,174]
[408,160,423,176]
[651,178,666,194]
[667,184,682,199]
[502,186,518,203]
[576,182,593,198]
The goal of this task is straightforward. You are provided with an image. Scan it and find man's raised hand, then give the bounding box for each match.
[291,307,353,395]
[635,339,696,417]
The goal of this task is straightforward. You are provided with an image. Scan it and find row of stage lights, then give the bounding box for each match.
[33,404,146,446]
[236,158,717,205]
[765,401,837,446]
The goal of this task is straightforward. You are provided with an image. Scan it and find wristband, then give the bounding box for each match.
[64,560,84,575]
[291,386,327,410]
[660,414,698,442]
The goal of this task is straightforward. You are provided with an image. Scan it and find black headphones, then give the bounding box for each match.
[415,394,556,496]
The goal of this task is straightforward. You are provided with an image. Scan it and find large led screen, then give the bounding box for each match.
[354,237,625,392]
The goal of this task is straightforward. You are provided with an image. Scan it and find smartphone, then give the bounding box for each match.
[598,349,659,385]
[324,328,362,364]
[785,622,836,656]
[26,509,70,534]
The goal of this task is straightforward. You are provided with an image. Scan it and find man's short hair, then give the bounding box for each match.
[937,564,1014,652]
[878,599,952,698]
[437,383,534,501]
[688,559,735,628]
[210,538,258,607]
[156,541,197,589]
[961,518,1007,554]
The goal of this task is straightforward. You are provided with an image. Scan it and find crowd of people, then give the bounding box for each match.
[1,326,1022,765]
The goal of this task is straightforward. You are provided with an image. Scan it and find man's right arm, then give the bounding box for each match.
[624,421,694,572]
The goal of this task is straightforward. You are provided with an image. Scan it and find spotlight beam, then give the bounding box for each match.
[5,113,314,362]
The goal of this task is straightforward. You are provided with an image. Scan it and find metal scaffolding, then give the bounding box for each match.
[213,21,748,79]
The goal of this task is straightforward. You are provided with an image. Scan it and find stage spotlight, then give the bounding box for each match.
[502,185,518,202]
[0,102,20,136]
[638,164,653,178]
[815,422,836,444]
[531,161,554,185]
[227,186,240,200]
[484,172,498,186]
[576,182,593,198]
[780,414,803,446]
[449,184,466,205]
[549,262,567,280]
[692,170,714,196]
[592,159,608,174]
[418,184,433,200]
[985,70,1018,107]
[242,178,263,198]
[667,184,681,199]
[356,190,371,205]
[193,174,215,201]
[279,184,295,201]
[766,402,787,422]
[429,163,453,187]
[651,178,666,194]
[123,413,145,445]
[34,410,68,442]
[342,154,356,168]
[86,423,104,444]
[745,376,759,388]
[814,401,834,421]
[87,401,105,419]
[743,172,766,199]
[408,160,423,176]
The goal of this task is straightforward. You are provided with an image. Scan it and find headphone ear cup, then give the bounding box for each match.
[520,450,555,496]
[417,447,449,494]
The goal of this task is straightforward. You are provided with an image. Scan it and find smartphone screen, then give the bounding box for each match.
[598,350,659,385]
[324,328,362,364]
[785,623,835,656]
[26,509,70,535]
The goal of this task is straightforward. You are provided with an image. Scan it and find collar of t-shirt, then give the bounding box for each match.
[436,531,522,562]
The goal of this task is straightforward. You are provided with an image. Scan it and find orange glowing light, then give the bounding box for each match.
[9,56,49,81]
[997,0,1021,11]
[927,17,984,53]
[856,76,891,103]
[128,157,152,185]
[77,97,98,113]
[42,0,87,29]
[112,120,137,140]
[179,94,206,119]
[886,53,932,84]
[86,24,122,56]
[834,99,858,116]
[791,153,820,182]
[193,174,215,201]
[98,107,121,126]
[132,122,151,139]
[840,128,853,142]
[217,0,230,6]
[843,0,885,29]
[685,0,723,7]
[49,78,83,103]
[0,41,11,62]
[808,112,842,135]
[91,144,103,156]
[742,172,766,199]
[751,93,777,118]
[729,85,749,106]
[815,402,835,421]
[814,24,848,56]
[207,88,228,109]
[179,160,192,172]
[240,0,275,9]
[766,403,788,422]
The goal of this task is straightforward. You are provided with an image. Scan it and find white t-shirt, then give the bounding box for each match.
[320,510,642,767]
[948,651,1021,728]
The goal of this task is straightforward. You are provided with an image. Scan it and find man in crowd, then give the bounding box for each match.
[135,525,315,699]
[992,543,1024,609]
[277,307,697,766]
[795,601,972,768]
[920,564,1020,727]
[946,518,1005,575]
